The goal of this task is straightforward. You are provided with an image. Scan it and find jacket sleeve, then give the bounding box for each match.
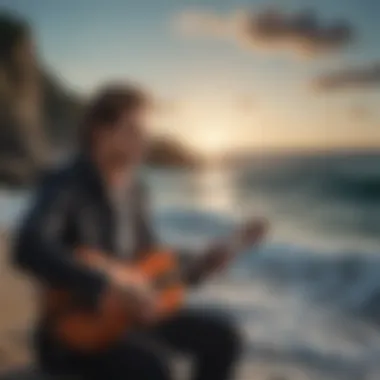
[13,172,108,307]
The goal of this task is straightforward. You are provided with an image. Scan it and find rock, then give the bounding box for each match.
[146,138,198,168]
[0,12,81,186]
[0,12,48,186]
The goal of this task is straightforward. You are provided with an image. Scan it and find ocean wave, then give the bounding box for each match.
[323,174,380,203]
[236,246,380,327]
[239,152,380,206]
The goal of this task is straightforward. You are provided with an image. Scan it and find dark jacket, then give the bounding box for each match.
[13,155,160,309]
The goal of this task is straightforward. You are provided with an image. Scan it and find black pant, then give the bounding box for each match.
[37,309,242,380]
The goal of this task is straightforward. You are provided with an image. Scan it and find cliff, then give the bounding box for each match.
[0,12,84,185]
[0,12,195,186]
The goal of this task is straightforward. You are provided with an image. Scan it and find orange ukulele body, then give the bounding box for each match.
[43,248,185,353]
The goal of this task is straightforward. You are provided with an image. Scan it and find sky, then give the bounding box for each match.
[2,0,380,155]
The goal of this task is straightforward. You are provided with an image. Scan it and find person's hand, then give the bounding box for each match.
[198,218,269,277]
[236,217,269,248]
[101,269,157,324]
[76,247,158,324]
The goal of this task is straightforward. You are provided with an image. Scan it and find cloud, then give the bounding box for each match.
[176,11,230,37]
[313,62,380,91]
[348,104,373,121]
[175,8,354,57]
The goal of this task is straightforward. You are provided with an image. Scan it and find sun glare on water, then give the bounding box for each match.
[190,128,231,158]
[153,94,259,158]
[178,100,243,158]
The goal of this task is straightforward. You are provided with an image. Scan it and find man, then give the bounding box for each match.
[14,83,266,380]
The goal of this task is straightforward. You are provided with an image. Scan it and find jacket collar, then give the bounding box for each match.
[74,152,141,200]
[74,153,108,198]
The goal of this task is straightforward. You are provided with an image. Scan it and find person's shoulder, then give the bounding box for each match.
[36,157,80,192]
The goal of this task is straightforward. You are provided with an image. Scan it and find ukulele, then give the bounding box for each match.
[43,220,266,353]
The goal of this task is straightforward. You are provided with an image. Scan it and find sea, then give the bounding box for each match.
[1,150,380,379]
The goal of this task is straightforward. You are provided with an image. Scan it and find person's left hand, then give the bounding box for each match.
[198,218,269,278]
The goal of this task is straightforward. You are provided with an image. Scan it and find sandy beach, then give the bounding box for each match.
[0,233,36,371]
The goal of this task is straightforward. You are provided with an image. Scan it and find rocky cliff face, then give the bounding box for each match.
[0,13,43,184]
[0,12,195,186]
[0,12,82,185]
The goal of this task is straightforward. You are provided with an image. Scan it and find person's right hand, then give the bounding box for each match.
[101,270,157,324]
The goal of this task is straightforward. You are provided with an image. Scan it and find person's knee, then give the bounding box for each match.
[136,351,171,380]
[217,316,242,358]
[105,340,172,380]
[204,313,243,360]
